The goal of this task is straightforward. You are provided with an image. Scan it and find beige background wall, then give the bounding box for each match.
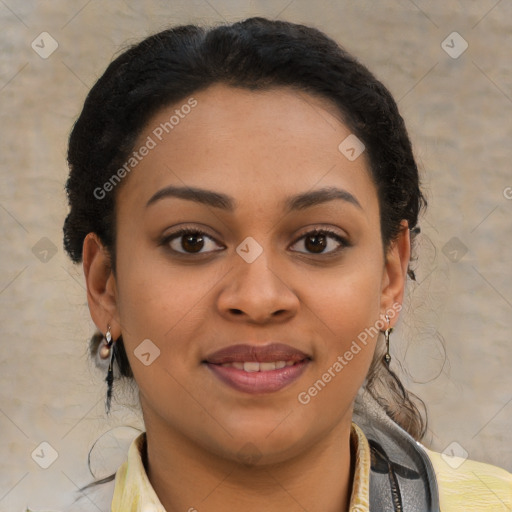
[1,0,511,510]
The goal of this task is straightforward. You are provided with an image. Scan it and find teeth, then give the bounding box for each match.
[244,362,260,372]
[219,360,298,371]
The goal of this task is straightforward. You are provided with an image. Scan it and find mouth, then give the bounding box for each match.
[214,360,301,371]
[203,343,311,394]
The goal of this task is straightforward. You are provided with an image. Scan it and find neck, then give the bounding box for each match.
[142,412,356,512]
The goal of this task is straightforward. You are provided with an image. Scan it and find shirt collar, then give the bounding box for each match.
[112,423,371,512]
[349,422,371,511]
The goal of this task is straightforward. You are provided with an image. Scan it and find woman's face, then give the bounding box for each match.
[86,83,408,464]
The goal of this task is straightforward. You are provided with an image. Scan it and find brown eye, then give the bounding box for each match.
[290,229,347,255]
[165,229,223,255]
[305,233,327,253]
[181,232,205,253]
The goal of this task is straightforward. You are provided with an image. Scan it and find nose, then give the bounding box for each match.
[216,248,299,325]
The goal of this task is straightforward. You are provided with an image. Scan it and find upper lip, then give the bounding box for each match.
[204,343,311,364]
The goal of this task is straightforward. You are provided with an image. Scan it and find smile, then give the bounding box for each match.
[205,358,310,394]
[218,360,299,371]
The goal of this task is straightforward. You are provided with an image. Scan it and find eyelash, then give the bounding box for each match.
[160,226,350,257]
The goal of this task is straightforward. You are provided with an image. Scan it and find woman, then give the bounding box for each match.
[60,17,511,511]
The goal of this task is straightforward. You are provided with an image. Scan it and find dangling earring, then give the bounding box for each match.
[101,325,116,414]
[99,325,113,360]
[383,315,393,367]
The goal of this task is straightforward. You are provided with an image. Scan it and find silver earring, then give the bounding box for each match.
[99,325,113,360]
[383,315,393,367]
[101,325,116,414]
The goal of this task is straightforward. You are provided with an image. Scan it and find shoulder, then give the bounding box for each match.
[422,446,512,511]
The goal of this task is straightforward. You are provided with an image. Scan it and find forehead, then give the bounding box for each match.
[117,83,377,217]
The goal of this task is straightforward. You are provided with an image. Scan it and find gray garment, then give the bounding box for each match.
[353,388,440,511]
[61,388,439,511]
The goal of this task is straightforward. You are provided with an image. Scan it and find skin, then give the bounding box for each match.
[83,83,410,512]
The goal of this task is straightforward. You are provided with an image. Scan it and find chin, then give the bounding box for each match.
[212,413,315,464]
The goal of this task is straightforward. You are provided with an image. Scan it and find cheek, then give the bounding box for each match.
[327,271,382,349]
[114,235,214,339]
[294,253,384,342]
[294,254,383,390]
[294,270,383,423]
[112,242,227,403]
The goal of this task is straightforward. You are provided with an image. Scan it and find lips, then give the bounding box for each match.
[204,343,310,364]
[203,343,311,394]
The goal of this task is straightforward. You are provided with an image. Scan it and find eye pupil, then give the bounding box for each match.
[305,233,327,253]
[182,232,204,253]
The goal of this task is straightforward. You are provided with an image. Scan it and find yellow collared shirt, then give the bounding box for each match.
[110,424,512,511]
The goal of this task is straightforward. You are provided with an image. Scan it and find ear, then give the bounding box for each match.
[380,220,410,327]
[83,233,121,339]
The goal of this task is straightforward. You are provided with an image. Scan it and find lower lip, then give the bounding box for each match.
[205,360,310,394]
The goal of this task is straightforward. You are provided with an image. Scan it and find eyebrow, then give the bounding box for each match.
[146,185,362,212]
